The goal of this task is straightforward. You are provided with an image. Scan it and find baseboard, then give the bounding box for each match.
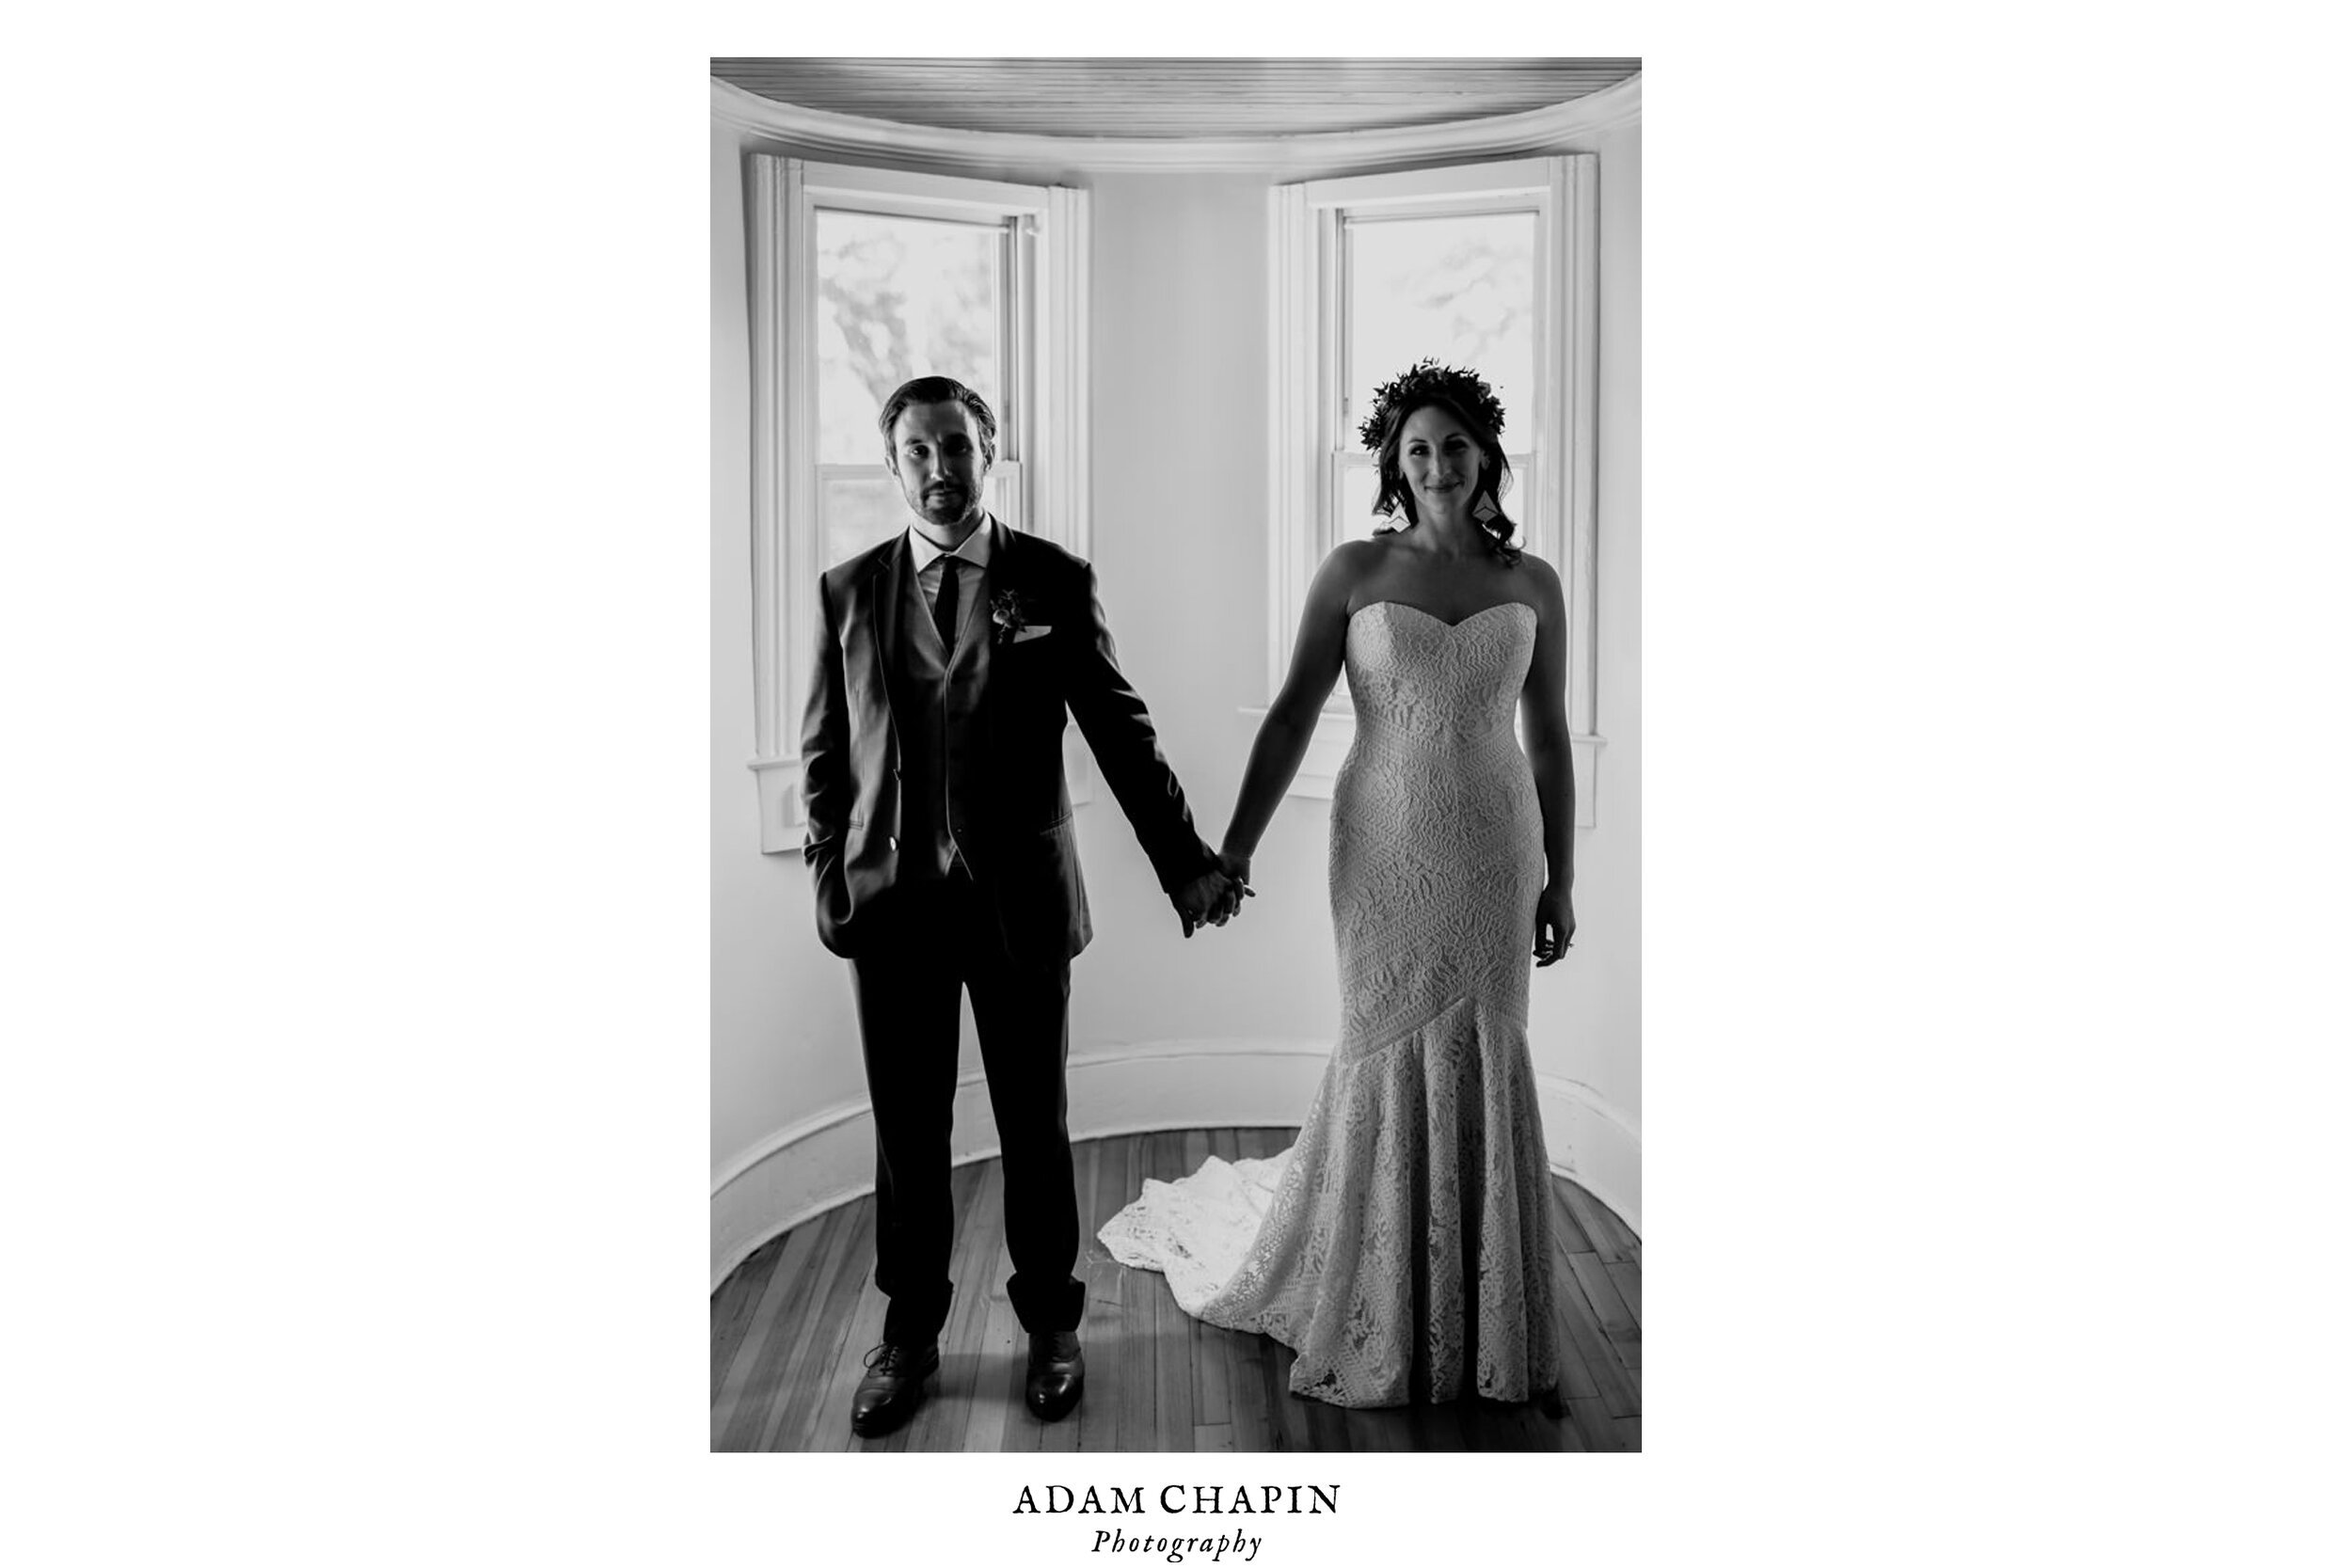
[711,1038,1642,1289]
[1532,1074,1643,1238]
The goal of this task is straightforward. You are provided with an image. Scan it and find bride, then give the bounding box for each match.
[1101,360,1576,1408]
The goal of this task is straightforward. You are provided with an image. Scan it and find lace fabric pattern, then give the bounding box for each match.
[1099,601,1560,1406]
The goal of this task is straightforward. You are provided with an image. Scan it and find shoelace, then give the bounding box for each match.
[864,1342,922,1374]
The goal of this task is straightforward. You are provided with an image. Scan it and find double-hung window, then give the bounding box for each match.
[744,157,1089,850]
[1268,155,1601,821]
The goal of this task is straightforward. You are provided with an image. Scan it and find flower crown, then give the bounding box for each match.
[1356,358,1506,451]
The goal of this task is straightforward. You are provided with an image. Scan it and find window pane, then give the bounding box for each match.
[1345,212,1535,449]
[1340,462,1386,544]
[816,210,1003,465]
[1501,452,1535,545]
[818,471,906,568]
[984,465,1019,531]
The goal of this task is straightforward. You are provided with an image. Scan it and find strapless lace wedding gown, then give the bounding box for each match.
[1099,600,1560,1406]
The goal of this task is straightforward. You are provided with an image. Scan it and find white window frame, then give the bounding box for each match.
[744,156,1090,852]
[1265,154,1602,824]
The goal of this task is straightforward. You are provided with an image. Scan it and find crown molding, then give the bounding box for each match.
[710,74,1640,175]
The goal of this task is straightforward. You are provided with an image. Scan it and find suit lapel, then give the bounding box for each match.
[864,533,912,727]
[984,519,1030,638]
[971,518,1020,722]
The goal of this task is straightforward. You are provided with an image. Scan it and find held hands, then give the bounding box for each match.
[1534,883,1576,968]
[1171,851,1256,938]
[1213,850,1253,924]
[1170,869,1228,938]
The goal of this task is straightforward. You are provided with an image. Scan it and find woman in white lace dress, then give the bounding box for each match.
[1100,362,1577,1408]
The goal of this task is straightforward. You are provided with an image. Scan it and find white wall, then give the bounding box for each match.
[710,115,1642,1282]
[1557,117,1643,1212]
[709,121,870,1193]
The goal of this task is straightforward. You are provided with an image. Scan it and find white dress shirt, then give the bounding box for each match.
[906,513,996,638]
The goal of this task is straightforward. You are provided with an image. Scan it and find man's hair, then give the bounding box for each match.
[876,375,998,470]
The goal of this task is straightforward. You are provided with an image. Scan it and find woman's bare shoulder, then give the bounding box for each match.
[1331,534,1396,566]
[1316,535,1392,588]
[1515,547,1564,605]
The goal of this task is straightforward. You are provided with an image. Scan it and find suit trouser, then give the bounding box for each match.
[849,866,1086,1346]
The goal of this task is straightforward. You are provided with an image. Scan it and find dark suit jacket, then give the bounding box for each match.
[800,519,1215,963]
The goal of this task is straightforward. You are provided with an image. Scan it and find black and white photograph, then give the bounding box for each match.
[16,7,2351,1563]
[707,57,1645,1453]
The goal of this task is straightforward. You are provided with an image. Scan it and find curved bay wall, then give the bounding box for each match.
[711,101,1641,1289]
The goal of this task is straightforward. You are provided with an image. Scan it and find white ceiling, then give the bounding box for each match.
[707,57,1642,140]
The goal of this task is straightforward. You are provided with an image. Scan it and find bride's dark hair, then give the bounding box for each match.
[1360,359,1520,566]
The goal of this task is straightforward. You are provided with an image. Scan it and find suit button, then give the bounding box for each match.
[885,836,897,852]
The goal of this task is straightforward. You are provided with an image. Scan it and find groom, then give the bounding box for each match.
[801,375,1239,1437]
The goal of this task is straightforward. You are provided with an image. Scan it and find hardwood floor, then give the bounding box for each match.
[711,1128,1642,1453]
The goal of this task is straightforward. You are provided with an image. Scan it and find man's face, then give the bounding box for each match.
[886,400,990,541]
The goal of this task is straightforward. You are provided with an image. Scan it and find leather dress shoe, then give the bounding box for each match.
[1025,1329,1085,1421]
[850,1339,938,1437]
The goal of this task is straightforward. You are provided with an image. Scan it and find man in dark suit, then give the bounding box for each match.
[801,375,1240,1438]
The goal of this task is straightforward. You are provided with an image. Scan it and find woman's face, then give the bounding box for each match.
[1396,404,1485,524]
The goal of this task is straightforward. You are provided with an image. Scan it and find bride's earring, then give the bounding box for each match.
[1472,491,1502,523]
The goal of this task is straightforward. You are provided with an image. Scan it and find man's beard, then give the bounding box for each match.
[919,483,977,525]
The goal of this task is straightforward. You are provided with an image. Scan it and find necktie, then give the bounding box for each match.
[932,555,961,652]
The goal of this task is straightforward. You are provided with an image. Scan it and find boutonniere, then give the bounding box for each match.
[991,589,1042,646]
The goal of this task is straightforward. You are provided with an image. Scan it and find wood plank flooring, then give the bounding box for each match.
[711,1128,1641,1452]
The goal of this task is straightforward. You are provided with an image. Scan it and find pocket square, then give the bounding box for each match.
[1009,625,1053,643]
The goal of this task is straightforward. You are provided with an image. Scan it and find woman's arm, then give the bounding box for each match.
[1217,546,1360,873]
[1518,557,1578,964]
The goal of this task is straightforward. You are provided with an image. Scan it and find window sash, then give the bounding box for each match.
[1267,155,1600,820]
[747,155,1088,852]
[1335,202,1545,452]
[811,206,1020,466]
[798,161,1054,535]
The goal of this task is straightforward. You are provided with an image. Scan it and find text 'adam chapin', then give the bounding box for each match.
[1010,1483,1341,1563]
[1012,1484,1339,1515]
